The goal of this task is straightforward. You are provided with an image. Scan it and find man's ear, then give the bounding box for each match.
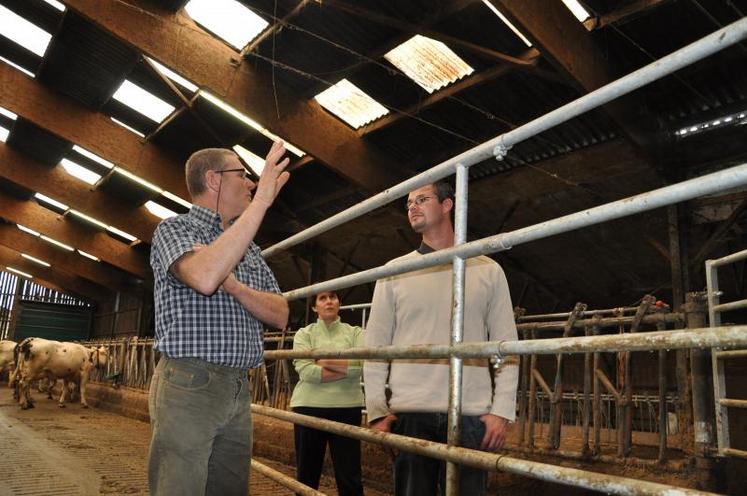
[442,197,454,214]
[205,169,221,192]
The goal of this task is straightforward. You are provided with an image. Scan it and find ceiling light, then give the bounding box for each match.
[17,224,40,236]
[34,192,69,211]
[72,145,114,169]
[6,266,33,279]
[114,168,162,193]
[112,80,176,123]
[314,79,389,129]
[0,126,8,142]
[110,117,145,137]
[42,0,65,11]
[162,191,193,209]
[146,57,198,93]
[560,0,591,22]
[106,226,138,242]
[184,0,269,50]
[0,56,35,78]
[200,91,306,157]
[40,235,74,251]
[60,158,102,184]
[21,254,50,267]
[385,35,475,94]
[145,201,178,219]
[233,145,266,176]
[0,5,53,57]
[67,209,108,229]
[0,106,17,120]
[481,1,532,47]
[77,249,100,262]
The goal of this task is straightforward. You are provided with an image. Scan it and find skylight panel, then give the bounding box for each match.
[561,0,591,22]
[200,91,306,157]
[17,224,40,237]
[77,249,99,262]
[481,1,532,47]
[314,79,389,129]
[0,5,52,57]
[0,55,35,78]
[184,0,268,50]
[111,117,145,137]
[43,0,66,12]
[114,168,162,193]
[147,57,198,93]
[72,145,114,169]
[40,235,74,252]
[233,145,266,176]
[145,201,178,220]
[162,191,193,210]
[60,158,101,184]
[0,126,8,143]
[34,192,69,211]
[21,254,50,267]
[68,209,108,230]
[385,35,475,94]
[112,80,176,123]
[0,106,17,120]
[106,226,138,243]
[6,267,33,279]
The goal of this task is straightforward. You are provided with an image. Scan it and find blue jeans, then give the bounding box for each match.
[148,356,252,496]
[391,412,487,496]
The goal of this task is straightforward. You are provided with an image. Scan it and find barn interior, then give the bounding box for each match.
[0,0,746,495]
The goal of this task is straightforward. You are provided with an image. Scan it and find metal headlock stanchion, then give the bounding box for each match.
[255,17,747,496]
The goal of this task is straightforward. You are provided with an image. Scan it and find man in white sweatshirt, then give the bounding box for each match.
[363,181,518,495]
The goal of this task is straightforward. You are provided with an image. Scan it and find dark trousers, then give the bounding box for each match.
[293,406,364,496]
[391,412,487,496]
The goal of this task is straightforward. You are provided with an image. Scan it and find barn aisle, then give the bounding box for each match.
[0,387,371,495]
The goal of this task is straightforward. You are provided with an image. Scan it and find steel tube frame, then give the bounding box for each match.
[263,17,747,260]
[708,248,747,268]
[250,460,326,496]
[517,312,683,332]
[713,298,747,313]
[252,405,721,496]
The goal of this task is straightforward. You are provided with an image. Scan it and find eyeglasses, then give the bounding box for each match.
[216,168,252,180]
[405,195,434,210]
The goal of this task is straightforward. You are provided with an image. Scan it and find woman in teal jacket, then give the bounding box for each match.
[290,290,364,496]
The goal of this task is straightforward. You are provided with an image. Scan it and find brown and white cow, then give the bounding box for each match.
[16,338,109,409]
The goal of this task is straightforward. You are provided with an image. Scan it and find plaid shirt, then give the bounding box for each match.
[150,205,281,368]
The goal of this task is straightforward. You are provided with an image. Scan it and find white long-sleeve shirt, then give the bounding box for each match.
[363,250,519,423]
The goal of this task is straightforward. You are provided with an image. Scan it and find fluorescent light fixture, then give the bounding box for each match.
[0,5,52,57]
[68,209,108,229]
[21,254,50,267]
[184,0,269,50]
[60,158,102,184]
[200,91,306,157]
[385,35,475,94]
[162,191,193,209]
[146,57,198,93]
[6,266,33,279]
[77,249,100,262]
[481,1,532,47]
[0,126,8,143]
[112,80,176,123]
[34,192,69,211]
[72,145,114,169]
[145,200,178,219]
[106,226,138,242]
[114,168,162,193]
[40,235,74,252]
[110,117,145,137]
[17,224,40,237]
[232,145,266,176]
[0,55,35,78]
[43,0,66,11]
[0,106,17,120]
[676,109,747,139]
[314,79,389,129]
[561,0,591,22]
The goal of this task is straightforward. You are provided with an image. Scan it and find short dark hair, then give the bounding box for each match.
[432,181,454,204]
[314,291,339,305]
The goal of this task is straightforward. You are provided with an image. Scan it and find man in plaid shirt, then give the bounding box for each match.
[148,141,290,496]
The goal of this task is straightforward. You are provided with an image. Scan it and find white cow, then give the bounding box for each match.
[0,340,15,375]
[16,338,109,409]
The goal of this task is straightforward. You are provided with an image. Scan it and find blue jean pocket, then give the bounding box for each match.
[162,361,212,390]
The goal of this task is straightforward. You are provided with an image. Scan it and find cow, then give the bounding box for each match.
[0,340,15,377]
[16,338,109,409]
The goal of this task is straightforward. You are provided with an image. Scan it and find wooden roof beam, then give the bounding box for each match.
[0,142,159,243]
[583,0,674,31]
[0,192,150,279]
[63,0,406,193]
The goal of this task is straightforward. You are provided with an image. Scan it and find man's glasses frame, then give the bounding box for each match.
[216,168,252,180]
[405,195,434,211]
